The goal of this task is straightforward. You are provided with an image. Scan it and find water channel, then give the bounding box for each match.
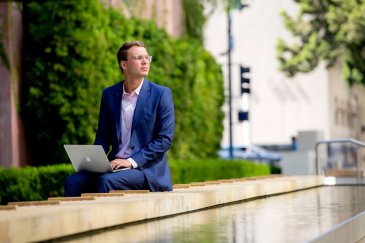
[51,186,365,243]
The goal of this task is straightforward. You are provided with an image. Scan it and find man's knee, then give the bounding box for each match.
[97,174,115,192]
[65,172,96,196]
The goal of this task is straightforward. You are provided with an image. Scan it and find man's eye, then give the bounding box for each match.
[135,56,142,60]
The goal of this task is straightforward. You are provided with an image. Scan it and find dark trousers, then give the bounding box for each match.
[64,169,150,197]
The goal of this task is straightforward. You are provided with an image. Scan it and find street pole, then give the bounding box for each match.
[228,11,233,159]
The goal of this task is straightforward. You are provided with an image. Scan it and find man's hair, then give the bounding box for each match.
[117,41,146,66]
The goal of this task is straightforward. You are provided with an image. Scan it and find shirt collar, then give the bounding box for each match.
[123,79,144,96]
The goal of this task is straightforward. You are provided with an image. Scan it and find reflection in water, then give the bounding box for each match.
[53,186,365,243]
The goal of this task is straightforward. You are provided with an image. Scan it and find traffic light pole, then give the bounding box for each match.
[227,1,248,159]
[228,12,233,159]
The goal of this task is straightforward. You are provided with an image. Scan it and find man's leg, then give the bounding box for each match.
[96,169,149,192]
[64,171,101,197]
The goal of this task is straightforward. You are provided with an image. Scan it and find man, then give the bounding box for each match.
[65,41,175,196]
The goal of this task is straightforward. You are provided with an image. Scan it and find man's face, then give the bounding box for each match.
[121,46,150,78]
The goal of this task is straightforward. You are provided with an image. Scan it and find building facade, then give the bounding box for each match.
[203,0,365,148]
[0,2,27,167]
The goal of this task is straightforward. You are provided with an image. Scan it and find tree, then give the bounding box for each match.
[23,1,117,164]
[277,0,365,86]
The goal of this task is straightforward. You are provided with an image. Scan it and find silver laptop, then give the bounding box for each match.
[64,145,128,173]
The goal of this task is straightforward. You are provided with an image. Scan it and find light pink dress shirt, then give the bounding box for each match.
[115,80,144,168]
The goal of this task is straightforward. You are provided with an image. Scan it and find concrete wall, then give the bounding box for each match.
[328,60,365,140]
[0,2,27,167]
[105,0,184,37]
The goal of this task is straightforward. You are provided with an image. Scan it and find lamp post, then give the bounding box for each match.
[227,0,248,159]
[228,11,233,159]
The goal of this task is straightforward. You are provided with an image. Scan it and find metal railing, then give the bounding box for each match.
[315,138,365,176]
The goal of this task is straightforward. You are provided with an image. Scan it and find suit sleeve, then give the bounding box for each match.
[130,88,175,168]
[94,91,111,154]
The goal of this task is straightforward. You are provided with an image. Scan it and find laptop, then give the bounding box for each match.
[64,145,128,173]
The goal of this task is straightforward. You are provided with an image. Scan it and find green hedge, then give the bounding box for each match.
[0,164,74,205]
[169,159,271,183]
[0,160,270,205]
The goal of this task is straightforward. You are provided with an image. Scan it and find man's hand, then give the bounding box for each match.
[110,158,132,170]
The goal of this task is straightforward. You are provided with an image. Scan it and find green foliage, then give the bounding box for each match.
[277,0,365,86]
[161,39,225,159]
[182,0,206,42]
[270,164,281,174]
[22,0,224,165]
[22,1,118,164]
[170,159,270,184]
[0,164,74,205]
[0,160,270,205]
[0,24,9,69]
[0,167,40,204]
[36,164,75,198]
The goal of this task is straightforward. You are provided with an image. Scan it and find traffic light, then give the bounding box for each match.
[240,65,250,94]
[238,111,249,121]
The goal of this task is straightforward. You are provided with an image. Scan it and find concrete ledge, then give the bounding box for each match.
[0,175,324,242]
[310,210,365,243]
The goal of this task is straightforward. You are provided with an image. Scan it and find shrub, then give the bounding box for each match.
[170,159,270,183]
[0,164,74,205]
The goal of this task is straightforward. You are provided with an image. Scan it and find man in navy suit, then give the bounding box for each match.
[65,41,175,196]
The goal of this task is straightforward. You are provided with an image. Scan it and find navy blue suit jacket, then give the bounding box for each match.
[94,79,175,191]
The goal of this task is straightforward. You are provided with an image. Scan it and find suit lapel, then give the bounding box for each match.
[132,79,150,130]
[114,82,123,143]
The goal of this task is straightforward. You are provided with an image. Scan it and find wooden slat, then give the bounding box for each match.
[204,180,222,185]
[0,205,16,210]
[48,196,95,202]
[217,179,236,183]
[173,184,191,189]
[232,178,247,182]
[109,190,149,194]
[81,193,125,197]
[189,182,207,187]
[246,175,284,180]
[8,201,59,207]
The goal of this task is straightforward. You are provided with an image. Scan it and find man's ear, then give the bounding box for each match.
[120,60,127,70]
